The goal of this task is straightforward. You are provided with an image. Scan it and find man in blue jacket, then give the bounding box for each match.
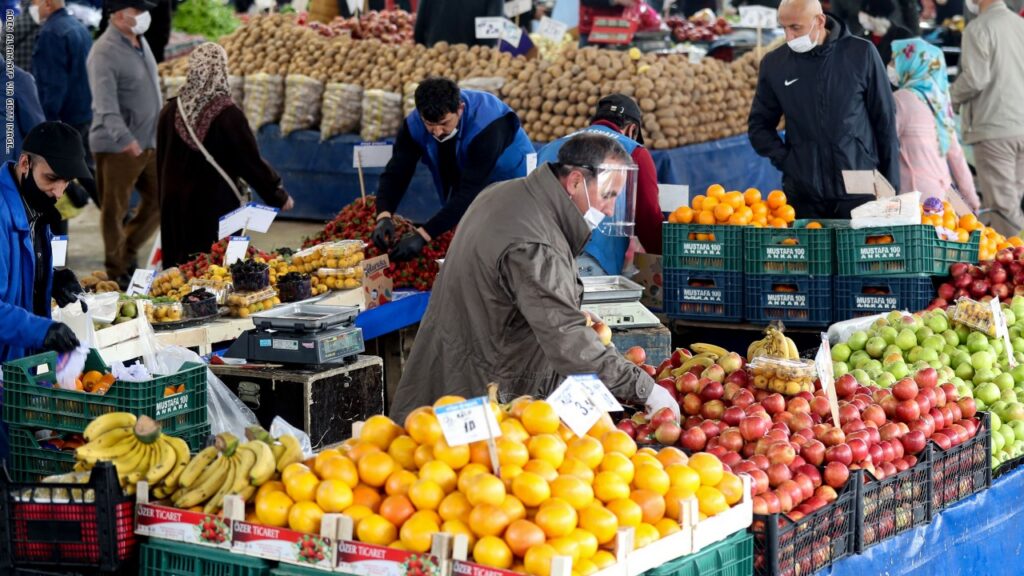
[747,0,899,219]
[371,77,534,261]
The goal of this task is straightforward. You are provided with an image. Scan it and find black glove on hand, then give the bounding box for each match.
[371,216,396,251]
[52,268,85,308]
[44,323,80,353]
[389,232,427,262]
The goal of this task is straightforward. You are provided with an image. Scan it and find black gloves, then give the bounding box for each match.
[372,216,396,251]
[389,232,427,262]
[52,268,85,309]
[44,323,80,353]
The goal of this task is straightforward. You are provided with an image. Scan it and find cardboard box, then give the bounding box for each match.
[842,170,896,199]
[362,255,393,310]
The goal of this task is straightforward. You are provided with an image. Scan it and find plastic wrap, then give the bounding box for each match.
[280,74,325,136]
[360,89,402,142]
[243,73,285,132]
[748,356,817,395]
[320,82,363,141]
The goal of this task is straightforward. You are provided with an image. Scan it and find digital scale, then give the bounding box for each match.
[225,303,365,365]
[581,276,662,329]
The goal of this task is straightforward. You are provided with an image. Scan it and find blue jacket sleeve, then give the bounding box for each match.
[0,234,52,351]
[32,31,69,121]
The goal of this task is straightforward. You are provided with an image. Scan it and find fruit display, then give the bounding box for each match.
[918,198,1024,260]
[151,268,188,298]
[668,185,795,228]
[72,369,116,395]
[933,248,1024,311]
[226,287,280,319]
[316,267,364,290]
[177,239,274,280]
[230,259,271,292]
[146,299,184,324]
[666,12,733,42]
[111,296,142,325]
[73,414,191,494]
[747,325,801,362]
[277,272,314,302]
[180,289,218,318]
[748,357,816,396]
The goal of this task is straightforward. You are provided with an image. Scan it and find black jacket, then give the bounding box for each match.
[748,15,900,219]
[414,0,503,47]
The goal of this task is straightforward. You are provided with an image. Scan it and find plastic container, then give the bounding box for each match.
[748,357,816,395]
[2,349,208,436]
[833,276,936,319]
[744,219,845,276]
[930,411,992,512]
[277,273,313,303]
[663,224,745,273]
[663,270,744,322]
[750,478,857,576]
[151,267,186,297]
[744,275,832,327]
[289,246,325,272]
[147,300,183,324]
[320,240,366,268]
[139,538,270,576]
[646,529,753,576]
[316,267,363,290]
[855,453,932,552]
[836,225,980,276]
[181,289,218,318]
[0,462,137,572]
[231,261,271,292]
[226,288,280,318]
[950,298,999,337]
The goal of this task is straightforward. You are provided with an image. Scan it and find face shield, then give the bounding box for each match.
[592,163,638,237]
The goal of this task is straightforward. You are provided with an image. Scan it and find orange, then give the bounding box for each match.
[724,191,745,210]
[439,491,473,523]
[606,498,643,528]
[601,430,637,457]
[510,471,550,507]
[743,188,762,206]
[344,441,381,463]
[522,401,560,435]
[656,447,688,468]
[433,395,466,409]
[671,206,694,224]
[288,501,324,534]
[569,528,599,560]
[769,217,788,228]
[468,441,492,466]
[655,518,682,537]
[442,519,477,549]
[384,470,418,497]
[767,190,787,209]
[528,434,567,468]
[688,453,724,486]
[342,504,374,528]
[500,419,530,444]
[413,444,434,468]
[592,550,617,569]
[317,456,359,488]
[549,536,581,564]
[352,484,383,512]
[696,486,729,517]
[497,438,530,469]
[631,453,662,470]
[697,210,717,225]
[285,471,320,503]
[586,413,616,439]
[469,503,511,537]
[255,481,286,504]
[716,472,744,506]
[691,194,706,211]
[499,465,524,490]
[256,490,293,527]
[523,459,560,483]
[593,471,630,503]
[432,437,471,470]
[387,435,419,471]
[667,464,701,492]
[567,436,604,470]
[630,489,666,524]
[805,221,822,229]
[702,196,720,211]
[599,452,635,484]
[635,523,660,549]
[360,415,403,450]
[524,544,559,576]
[713,203,734,222]
[400,511,440,553]
[405,408,443,446]
[500,494,527,522]
[579,503,619,544]
[505,519,546,557]
[559,458,596,484]
[357,452,396,488]
[727,212,746,225]
[577,559,599,576]
[408,479,445,511]
[775,204,796,224]
[634,464,670,496]
[665,486,694,522]
[959,213,980,232]
[355,514,397,546]
[281,463,311,484]
[706,184,725,198]
[316,479,354,513]
[535,498,577,538]
[419,461,457,493]
[751,202,769,217]
[473,536,513,569]
[379,494,416,527]
[314,449,343,476]
[550,475,594,510]
[457,463,489,493]
[466,473,507,507]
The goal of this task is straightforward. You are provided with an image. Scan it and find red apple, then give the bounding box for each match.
[699,380,724,401]
[930,408,946,431]
[718,428,744,452]
[615,419,637,438]
[932,432,952,451]
[825,443,853,466]
[767,441,797,466]
[834,374,859,398]
[670,348,691,368]
[763,394,786,415]
[721,451,743,469]
[624,346,646,365]
[680,427,707,451]
[814,485,838,503]
[767,463,792,487]
[676,372,700,394]
[914,367,938,389]
[682,393,703,416]
[732,389,755,409]
[745,468,770,495]
[702,364,725,384]
[787,397,811,415]
[650,407,677,429]
[838,404,861,425]
[879,423,902,442]
[791,412,814,433]
[810,396,832,419]
[654,421,682,445]
[958,397,977,419]
[701,400,726,421]
[893,378,919,401]
[793,474,816,501]
[847,438,869,463]
[699,419,722,439]
[740,416,769,442]
[896,399,921,423]
[821,428,846,448]
[823,462,850,489]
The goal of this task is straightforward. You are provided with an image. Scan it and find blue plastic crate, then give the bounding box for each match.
[744,275,832,327]
[833,276,935,319]
[664,270,744,322]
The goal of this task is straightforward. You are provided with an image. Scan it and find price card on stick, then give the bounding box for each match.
[815,335,841,427]
[243,203,279,233]
[501,19,523,49]
[991,297,1018,368]
[738,5,778,28]
[538,16,569,42]
[504,0,531,18]
[50,235,68,268]
[436,397,502,446]
[224,236,250,266]
[353,143,394,168]
[126,269,156,296]
[548,375,621,437]
[475,17,505,39]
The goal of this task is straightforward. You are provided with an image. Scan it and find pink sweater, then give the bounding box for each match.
[894,89,978,208]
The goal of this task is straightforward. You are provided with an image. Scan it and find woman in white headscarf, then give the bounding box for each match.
[156,42,293,267]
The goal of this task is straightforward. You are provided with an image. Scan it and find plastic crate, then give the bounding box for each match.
[0,462,136,572]
[834,276,936,319]
[750,478,857,576]
[744,275,832,327]
[271,564,340,576]
[744,220,846,276]
[3,349,208,435]
[855,453,932,553]
[139,538,270,576]
[8,424,211,483]
[646,529,753,576]
[930,411,992,512]
[664,224,745,273]
[663,270,744,322]
[836,225,980,276]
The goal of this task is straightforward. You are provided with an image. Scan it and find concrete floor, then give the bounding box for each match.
[67,203,326,277]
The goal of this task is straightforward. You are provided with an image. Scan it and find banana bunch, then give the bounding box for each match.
[671,343,729,375]
[75,413,190,496]
[747,325,799,361]
[245,426,305,473]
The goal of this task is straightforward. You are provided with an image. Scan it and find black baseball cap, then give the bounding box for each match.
[22,122,92,181]
[105,0,157,11]
[595,94,645,145]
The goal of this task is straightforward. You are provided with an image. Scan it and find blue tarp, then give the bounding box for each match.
[816,465,1024,576]
[256,125,781,222]
[354,289,430,341]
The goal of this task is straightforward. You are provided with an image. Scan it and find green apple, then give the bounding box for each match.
[1013,337,1024,354]
[972,350,995,372]
[848,330,869,351]
[1005,309,1017,326]
[896,329,917,351]
[975,367,999,385]
[992,411,1003,432]
[919,349,939,364]
[993,431,1006,454]
[967,332,990,354]
[955,362,975,381]
[833,362,849,378]
[956,324,971,344]
[950,350,971,369]
[851,369,870,385]
[1000,426,1016,449]
[831,343,851,363]
[907,347,924,363]
[943,330,960,347]
[939,353,951,368]
[886,311,904,327]
[850,350,870,367]
[916,326,935,342]
[885,360,910,380]
[921,334,946,352]
[976,381,1002,405]
[876,372,897,388]
[927,312,949,334]
[996,372,1016,392]
[865,337,887,359]
[879,326,899,345]
[1004,388,1020,403]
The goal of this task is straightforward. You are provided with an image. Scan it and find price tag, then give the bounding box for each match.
[738,5,778,28]
[125,269,155,296]
[501,19,523,49]
[244,203,278,233]
[548,375,618,437]
[504,0,531,18]
[50,235,68,268]
[991,298,1018,368]
[537,16,569,42]
[815,334,841,427]
[435,397,502,447]
[354,143,394,168]
[224,236,250,266]
[218,206,248,240]
[475,17,505,39]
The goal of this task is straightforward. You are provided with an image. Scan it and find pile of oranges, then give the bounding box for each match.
[918,201,1024,261]
[251,399,743,576]
[668,185,796,228]
[75,370,115,394]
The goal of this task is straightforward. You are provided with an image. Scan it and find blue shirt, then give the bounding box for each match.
[33,8,94,126]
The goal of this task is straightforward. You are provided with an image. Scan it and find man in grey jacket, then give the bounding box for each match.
[388,133,670,423]
[951,0,1024,237]
[87,0,161,286]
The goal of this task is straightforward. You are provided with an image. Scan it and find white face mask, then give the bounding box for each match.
[581,179,605,231]
[788,21,819,53]
[887,65,900,86]
[28,4,41,24]
[965,0,980,13]
[131,10,151,35]
[433,127,458,143]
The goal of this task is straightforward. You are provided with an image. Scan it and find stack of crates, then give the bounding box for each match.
[662,224,745,322]
[2,349,211,482]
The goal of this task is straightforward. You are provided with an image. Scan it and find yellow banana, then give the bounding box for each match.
[76,429,137,464]
[270,442,286,462]
[675,355,714,375]
[276,434,303,473]
[246,440,276,486]
[111,438,146,476]
[231,446,257,494]
[160,436,191,492]
[238,484,257,502]
[204,459,237,514]
[178,446,218,490]
[146,437,178,485]
[84,412,136,442]
[175,457,228,508]
[786,337,800,360]
[691,343,728,359]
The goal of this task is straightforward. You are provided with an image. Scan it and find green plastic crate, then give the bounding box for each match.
[663,224,745,273]
[836,225,980,276]
[271,564,344,576]
[645,530,753,576]
[8,423,210,483]
[140,538,270,576]
[744,219,847,276]
[3,349,208,434]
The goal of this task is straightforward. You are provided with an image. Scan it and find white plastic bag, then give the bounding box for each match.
[53,300,97,349]
[81,292,120,325]
[849,192,922,229]
[827,311,912,344]
[207,368,260,439]
[270,416,313,457]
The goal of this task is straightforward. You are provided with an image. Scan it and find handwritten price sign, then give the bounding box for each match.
[435,397,502,446]
[548,375,622,437]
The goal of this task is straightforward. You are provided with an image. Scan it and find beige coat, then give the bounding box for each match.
[388,165,655,423]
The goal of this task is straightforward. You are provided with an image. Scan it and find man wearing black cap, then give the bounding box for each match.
[535,94,662,276]
[87,0,162,286]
